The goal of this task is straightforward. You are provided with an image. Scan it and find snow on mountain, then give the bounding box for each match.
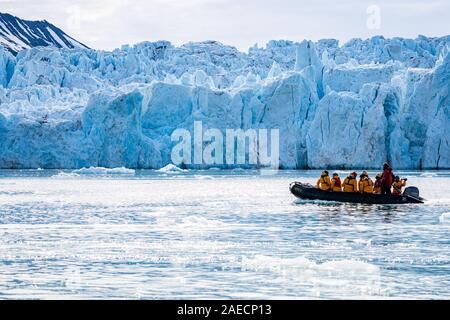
[0,33,449,169]
[0,12,88,55]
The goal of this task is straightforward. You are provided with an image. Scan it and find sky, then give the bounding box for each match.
[1,0,449,51]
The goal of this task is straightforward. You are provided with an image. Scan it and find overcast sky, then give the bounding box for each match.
[2,0,449,51]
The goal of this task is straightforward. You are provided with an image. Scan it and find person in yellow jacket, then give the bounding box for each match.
[373,173,382,194]
[343,172,358,192]
[392,176,407,195]
[330,173,342,192]
[316,170,331,191]
[358,171,374,193]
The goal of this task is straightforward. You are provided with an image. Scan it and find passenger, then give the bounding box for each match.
[343,172,358,192]
[381,163,395,195]
[316,170,331,191]
[392,176,407,196]
[373,173,383,194]
[358,171,374,194]
[330,173,342,192]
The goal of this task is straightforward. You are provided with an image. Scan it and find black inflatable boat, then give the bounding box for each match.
[289,182,424,204]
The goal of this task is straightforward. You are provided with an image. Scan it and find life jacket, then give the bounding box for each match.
[392,180,405,195]
[359,177,374,193]
[343,176,357,192]
[331,177,342,191]
[317,175,331,191]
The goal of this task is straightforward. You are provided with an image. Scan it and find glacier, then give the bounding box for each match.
[0,36,449,169]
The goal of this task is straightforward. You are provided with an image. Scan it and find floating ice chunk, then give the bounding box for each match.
[241,255,379,275]
[51,171,80,178]
[319,260,379,274]
[156,164,187,173]
[439,212,450,223]
[240,255,381,298]
[180,216,228,229]
[153,216,229,232]
[420,172,437,177]
[241,255,314,272]
[193,175,214,179]
[73,167,135,175]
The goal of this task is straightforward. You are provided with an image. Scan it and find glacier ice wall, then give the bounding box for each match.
[0,36,449,169]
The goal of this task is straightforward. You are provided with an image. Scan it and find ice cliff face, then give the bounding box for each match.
[0,35,449,169]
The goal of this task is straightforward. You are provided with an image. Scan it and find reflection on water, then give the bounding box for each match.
[0,170,449,299]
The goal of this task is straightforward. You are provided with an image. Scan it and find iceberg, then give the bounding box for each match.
[0,35,449,169]
[157,164,187,173]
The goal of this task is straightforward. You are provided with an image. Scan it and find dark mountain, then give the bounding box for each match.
[0,12,89,55]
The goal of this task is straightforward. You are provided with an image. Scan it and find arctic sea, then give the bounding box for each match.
[0,169,449,299]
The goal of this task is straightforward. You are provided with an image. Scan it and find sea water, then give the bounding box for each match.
[0,169,449,299]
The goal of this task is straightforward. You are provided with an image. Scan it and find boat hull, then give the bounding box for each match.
[290,182,424,204]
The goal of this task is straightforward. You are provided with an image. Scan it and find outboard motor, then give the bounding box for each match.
[404,186,420,199]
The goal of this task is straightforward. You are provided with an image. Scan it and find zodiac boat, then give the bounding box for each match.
[289,182,424,204]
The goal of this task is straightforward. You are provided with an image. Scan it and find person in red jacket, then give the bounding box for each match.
[381,162,395,195]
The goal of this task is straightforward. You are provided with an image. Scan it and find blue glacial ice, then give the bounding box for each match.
[0,36,449,169]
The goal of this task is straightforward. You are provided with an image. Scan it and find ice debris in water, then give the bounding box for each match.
[439,212,450,223]
[51,171,81,178]
[73,167,135,175]
[240,255,381,297]
[241,255,379,274]
[157,164,187,173]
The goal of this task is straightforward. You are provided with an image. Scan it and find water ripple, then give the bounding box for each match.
[0,170,449,299]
